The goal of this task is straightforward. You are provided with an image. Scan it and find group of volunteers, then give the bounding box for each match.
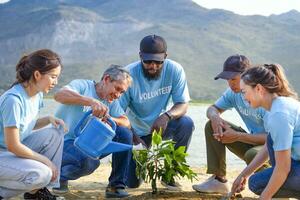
[0,34,299,200]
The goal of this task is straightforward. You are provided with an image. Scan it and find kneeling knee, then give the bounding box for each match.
[179,116,194,132]
[248,175,263,195]
[116,126,133,144]
[81,160,100,176]
[204,120,213,135]
[26,166,52,190]
[46,128,64,148]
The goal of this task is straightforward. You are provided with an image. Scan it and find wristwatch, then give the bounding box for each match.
[164,111,173,121]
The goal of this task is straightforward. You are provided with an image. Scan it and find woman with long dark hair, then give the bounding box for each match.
[231,64,300,199]
[0,49,67,199]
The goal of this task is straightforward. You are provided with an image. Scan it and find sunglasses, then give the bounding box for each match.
[142,60,164,65]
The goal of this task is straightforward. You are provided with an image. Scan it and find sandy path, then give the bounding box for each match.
[45,164,258,200]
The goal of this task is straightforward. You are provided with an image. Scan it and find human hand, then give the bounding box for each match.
[132,132,148,148]
[90,99,108,118]
[43,158,58,182]
[48,116,68,132]
[231,174,247,195]
[101,114,111,123]
[216,124,240,144]
[150,114,169,135]
[210,115,225,141]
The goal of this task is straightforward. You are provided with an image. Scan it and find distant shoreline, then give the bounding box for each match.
[43,95,214,104]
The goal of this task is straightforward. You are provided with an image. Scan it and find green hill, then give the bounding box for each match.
[0,0,300,100]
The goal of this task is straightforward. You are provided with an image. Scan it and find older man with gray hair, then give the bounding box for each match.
[52,65,133,198]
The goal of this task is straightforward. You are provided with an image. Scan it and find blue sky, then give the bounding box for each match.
[0,0,300,16]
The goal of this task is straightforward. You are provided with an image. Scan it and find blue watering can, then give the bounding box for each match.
[74,110,134,159]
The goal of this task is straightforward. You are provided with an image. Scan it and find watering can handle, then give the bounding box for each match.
[74,110,117,137]
[105,117,116,131]
[74,110,93,137]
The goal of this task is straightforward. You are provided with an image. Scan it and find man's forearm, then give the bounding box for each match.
[34,116,50,130]
[54,89,94,106]
[206,105,223,119]
[110,116,131,128]
[167,103,188,119]
[237,132,267,145]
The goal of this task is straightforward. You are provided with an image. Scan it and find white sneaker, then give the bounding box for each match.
[192,175,230,194]
[161,179,182,191]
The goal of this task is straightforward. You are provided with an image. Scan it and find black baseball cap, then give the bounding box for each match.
[214,54,250,80]
[140,35,167,61]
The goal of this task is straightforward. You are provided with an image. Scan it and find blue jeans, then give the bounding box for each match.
[126,115,194,188]
[248,134,300,198]
[60,126,132,188]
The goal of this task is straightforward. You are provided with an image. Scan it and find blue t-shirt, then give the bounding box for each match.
[215,88,266,134]
[264,97,300,160]
[0,84,43,149]
[55,79,125,140]
[118,59,190,136]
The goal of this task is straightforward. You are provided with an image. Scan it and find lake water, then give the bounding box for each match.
[41,99,247,169]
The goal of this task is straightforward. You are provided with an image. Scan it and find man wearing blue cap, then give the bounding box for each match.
[118,35,194,190]
[192,55,269,195]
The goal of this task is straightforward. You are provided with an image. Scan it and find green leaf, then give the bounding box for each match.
[132,129,197,193]
[152,131,162,145]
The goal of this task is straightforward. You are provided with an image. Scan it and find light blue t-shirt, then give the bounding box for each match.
[264,97,300,160]
[215,88,266,134]
[55,79,125,141]
[0,84,43,149]
[118,59,190,136]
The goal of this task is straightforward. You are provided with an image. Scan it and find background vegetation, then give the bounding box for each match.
[0,0,300,100]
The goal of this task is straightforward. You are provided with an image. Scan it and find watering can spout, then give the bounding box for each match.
[100,141,133,155]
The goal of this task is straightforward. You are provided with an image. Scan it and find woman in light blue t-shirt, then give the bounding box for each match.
[231,64,300,199]
[0,49,67,199]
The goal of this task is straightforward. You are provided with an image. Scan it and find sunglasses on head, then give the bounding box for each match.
[142,60,164,65]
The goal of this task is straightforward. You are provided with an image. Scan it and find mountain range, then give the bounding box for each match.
[0,0,300,100]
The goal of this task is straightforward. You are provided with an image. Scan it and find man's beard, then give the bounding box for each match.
[142,65,163,80]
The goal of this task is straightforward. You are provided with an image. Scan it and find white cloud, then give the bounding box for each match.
[0,0,9,3]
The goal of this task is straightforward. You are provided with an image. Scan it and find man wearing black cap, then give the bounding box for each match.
[192,55,269,194]
[118,35,194,190]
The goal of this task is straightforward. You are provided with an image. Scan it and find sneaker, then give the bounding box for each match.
[105,187,130,198]
[24,187,65,200]
[52,180,69,194]
[192,175,230,194]
[161,178,182,191]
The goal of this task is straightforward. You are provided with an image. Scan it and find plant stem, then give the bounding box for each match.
[152,144,158,193]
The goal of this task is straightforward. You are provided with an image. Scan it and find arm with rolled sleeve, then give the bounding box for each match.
[210,89,266,144]
[54,79,108,117]
[54,79,95,106]
[214,88,235,111]
[205,89,233,138]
